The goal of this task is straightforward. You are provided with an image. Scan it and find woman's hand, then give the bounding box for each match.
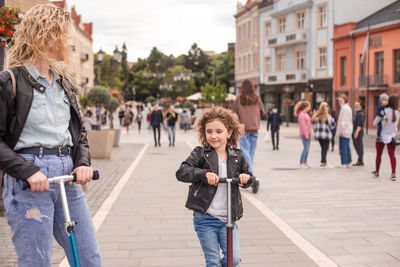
[71,166,93,185]
[27,171,49,192]
[239,173,250,186]
[206,172,219,186]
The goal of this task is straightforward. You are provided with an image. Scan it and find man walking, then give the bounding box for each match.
[151,103,164,147]
[267,107,282,150]
[165,105,179,146]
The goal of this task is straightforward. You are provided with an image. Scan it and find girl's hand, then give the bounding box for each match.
[71,166,93,185]
[206,172,219,186]
[239,173,250,186]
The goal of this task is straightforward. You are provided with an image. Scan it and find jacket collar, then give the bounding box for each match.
[203,146,239,177]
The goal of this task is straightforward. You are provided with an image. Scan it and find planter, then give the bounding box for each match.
[112,129,121,147]
[87,130,115,159]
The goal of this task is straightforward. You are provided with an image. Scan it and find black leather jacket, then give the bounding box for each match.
[0,67,91,180]
[176,146,254,222]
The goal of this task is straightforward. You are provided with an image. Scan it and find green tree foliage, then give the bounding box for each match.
[200,83,214,103]
[165,65,195,98]
[87,86,111,109]
[104,97,120,129]
[200,82,227,104]
[208,52,235,89]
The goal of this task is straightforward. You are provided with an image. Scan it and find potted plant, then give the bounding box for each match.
[105,96,121,147]
[87,86,115,159]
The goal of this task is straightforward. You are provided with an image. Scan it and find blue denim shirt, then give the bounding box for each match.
[14,64,73,150]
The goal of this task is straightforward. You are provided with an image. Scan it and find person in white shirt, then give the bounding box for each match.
[336,95,353,168]
[373,95,400,180]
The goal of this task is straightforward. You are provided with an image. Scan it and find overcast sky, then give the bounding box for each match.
[67,0,244,62]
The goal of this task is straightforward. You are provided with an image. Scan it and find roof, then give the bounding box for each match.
[51,0,66,9]
[258,0,274,9]
[356,0,400,29]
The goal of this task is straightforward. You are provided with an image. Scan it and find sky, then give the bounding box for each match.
[67,0,243,62]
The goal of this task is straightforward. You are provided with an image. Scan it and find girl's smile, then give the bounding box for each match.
[205,119,232,153]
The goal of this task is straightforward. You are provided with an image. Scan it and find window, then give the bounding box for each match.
[394,49,400,83]
[238,57,241,73]
[248,21,251,39]
[318,47,327,69]
[264,22,271,37]
[278,53,287,72]
[253,54,257,71]
[359,54,366,78]
[375,51,384,83]
[296,50,305,70]
[264,57,271,74]
[278,16,286,33]
[238,27,241,41]
[296,11,305,29]
[243,56,246,72]
[242,25,246,41]
[253,17,257,37]
[248,54,251,71]
[340,56,347,86]
[318,5,327,28]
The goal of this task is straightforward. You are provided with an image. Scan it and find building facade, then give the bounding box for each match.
[333,0,400,129]
[234,0,261,93]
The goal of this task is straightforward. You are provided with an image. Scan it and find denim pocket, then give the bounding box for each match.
[27,90,46,126]
[56,94,71,126]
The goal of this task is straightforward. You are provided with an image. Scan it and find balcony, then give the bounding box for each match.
[265,29,307,48]
[81,53,89,62]
[358,75,389,90]
[81,77,89,86]
[264,70,307,84]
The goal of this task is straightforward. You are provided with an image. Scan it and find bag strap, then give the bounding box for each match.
[6,69,16,96]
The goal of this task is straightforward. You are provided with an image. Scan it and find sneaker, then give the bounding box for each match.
[300,163,306,169]
[273,147,276,150]
[352,162,364,166]
[345,164,351,168]
[276,146,279,150]
[371,171,379,177]
[391,174,396,181]
[320,163,326,169]
[305,163,311,169]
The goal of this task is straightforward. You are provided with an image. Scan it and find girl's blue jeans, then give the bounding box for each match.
[193,212,241,267]
[339,136,352,164]
[2,154,101,267]
[300,136,311,164]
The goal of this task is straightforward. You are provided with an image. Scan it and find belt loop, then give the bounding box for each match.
[39,147,43,159]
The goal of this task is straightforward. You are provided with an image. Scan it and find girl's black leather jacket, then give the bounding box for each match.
[176,146,254,222]
[0,67,90,180]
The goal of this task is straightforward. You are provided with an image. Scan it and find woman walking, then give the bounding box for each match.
[294,100,313,168]
[372,95,399,180]
[123,106,133,133]
[0,4,101,266]
[352,99,365,166]
[232,79,265,193]
[337,95,353,168]
[313,102,335,168]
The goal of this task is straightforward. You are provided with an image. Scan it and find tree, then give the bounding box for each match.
[165,65,195,99]
[132,70,155,101]
[200,83,214,103]
[87,86,111,124]
[213,81,227,104]
[208,52,235,89]
[104,97,120,129]
[184,43,208,72]
[120,43,133,101]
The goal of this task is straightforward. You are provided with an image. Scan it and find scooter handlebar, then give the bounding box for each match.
[218,178,241,184]
[19,170,100,190]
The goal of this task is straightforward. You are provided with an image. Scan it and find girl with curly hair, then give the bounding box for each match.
[176,107,255,267]
[0,4,101,266]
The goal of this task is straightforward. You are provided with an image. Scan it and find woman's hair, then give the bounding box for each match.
[293,100,310,116]
[388,95,398,122]
[316,102,329,122]
[239,79,260,105]
[197,107,244,148]
[8,4,72,78]
[355,99,364,110]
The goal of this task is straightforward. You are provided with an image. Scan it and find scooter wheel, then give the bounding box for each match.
[252,179,259,194]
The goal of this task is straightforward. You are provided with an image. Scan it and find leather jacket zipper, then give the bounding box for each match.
[194,155,214,197]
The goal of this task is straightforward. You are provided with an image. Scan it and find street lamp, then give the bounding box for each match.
[110,45,122,89]
[95,48,105,85]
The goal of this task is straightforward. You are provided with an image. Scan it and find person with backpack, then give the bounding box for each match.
[0,5,101,266]
[313,102,336,168]
[165,105,179,146]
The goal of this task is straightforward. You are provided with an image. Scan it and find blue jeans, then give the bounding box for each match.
[193,212,241,267]
[3,154,101,267]
[339,137,352,164]
[168,125,176,145]
[239,133,258,173]
[300,136,311,164]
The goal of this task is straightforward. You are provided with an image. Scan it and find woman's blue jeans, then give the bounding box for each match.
[193,212,241,267]
[339,137,352,164]
[239,133,258,173]
[300,136,311,164]
[168,125,176,145]
[2,154,101,267]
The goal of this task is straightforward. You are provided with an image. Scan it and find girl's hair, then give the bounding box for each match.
[316,102,329,123]
[293,100,310,116]
[388,95,398,122]
[8,4,73,81]
[197,107,244,148]
[239,79,260,105]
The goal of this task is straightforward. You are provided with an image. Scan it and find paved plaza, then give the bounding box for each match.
[1,119,400,266]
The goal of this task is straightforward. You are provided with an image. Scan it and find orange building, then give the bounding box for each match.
[333,1,400,129]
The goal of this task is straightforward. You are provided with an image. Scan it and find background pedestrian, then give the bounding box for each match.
[313,102,335,169]
[352,99,365,166]
[337,95,353,168]
[150,103,163,146]
[294,100,313,169]
[267,107,282,150]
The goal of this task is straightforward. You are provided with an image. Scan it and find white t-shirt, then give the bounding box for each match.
[206,160,228,222]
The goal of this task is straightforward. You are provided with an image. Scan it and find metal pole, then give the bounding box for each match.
[0,0,5,70]
[366,25,370,135]
[226,180,233,267]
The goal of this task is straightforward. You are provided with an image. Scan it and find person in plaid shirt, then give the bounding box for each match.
[313,102,336,168]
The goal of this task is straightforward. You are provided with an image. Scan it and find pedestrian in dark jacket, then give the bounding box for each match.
[176,107,254,267]
[0,5,101,266]
[267,108,282,150]
[352,99,365,166]
[150,103,164,146]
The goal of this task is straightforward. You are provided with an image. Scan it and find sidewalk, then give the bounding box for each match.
[95,130,318,267]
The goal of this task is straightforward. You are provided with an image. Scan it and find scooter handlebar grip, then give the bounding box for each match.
[72,170,99,182]
[18,180,30,190]
[218,178,240,184]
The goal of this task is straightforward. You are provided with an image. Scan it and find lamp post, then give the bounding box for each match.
[95,48,105,85]
[110,45,122,89]
[173,72,191,96]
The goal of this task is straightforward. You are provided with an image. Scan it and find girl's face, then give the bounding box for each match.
[205,119,232,151]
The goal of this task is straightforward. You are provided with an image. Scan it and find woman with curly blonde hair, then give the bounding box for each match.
[176,107,255,267]
[0,4,101,266]
[313,102,336,168]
